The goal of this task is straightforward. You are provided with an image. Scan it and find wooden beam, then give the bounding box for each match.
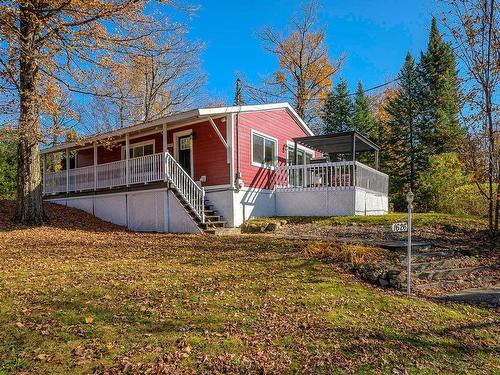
[208,117,228,149]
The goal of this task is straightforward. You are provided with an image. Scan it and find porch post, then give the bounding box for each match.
[93,142,97,190]
[352,133,356,187]
[375,150,380,170]
[294,140,298,186]
[42,153,46,194]
[162,123,168,182]
[125,134,130,187]
[65,148,69,193]
[352,133,356,162]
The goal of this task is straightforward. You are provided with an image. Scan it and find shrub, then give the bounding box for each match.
[417,152,468,212]
[450,183,489,218]
[416,152,488,217]
[304,242,385,265]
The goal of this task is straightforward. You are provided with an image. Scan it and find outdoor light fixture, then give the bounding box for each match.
[406,190,414,206]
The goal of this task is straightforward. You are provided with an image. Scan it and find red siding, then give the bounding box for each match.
[75,119,229,187]
[236,109,312,189]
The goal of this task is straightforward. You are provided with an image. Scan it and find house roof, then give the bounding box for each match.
[41,102,314,154]
[293,131,379,154]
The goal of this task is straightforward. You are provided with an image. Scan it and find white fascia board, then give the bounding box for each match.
[41,109,202,154]
[42,102,315,154]
[198,103,314,136]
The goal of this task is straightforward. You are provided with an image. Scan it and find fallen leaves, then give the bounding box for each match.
[0,200,498,374]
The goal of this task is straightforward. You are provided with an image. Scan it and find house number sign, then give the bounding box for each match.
[391,222,408,232]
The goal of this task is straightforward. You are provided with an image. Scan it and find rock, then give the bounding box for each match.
[265,222,281,232]
[379,278,390,287]
[241,223,267,233]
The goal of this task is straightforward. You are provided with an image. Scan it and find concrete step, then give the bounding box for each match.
[204,228,240,235]
[406,258,479,272]
[414,266,485,281]
[200,221,227,229]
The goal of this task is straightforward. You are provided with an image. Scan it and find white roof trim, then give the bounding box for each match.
[41,102,313,154]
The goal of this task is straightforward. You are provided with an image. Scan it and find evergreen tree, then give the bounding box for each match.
[385,52,424,207]
[322,79,353,134]
[352,81,376,137]
[0,129,17,199]
[418,18,464,156]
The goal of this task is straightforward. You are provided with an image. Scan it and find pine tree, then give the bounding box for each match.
[419,18,464,156]
[385,53,424,207]
[322,79,353,134]
[352,81,376,137]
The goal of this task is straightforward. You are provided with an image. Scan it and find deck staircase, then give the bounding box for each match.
[170,188,226,234]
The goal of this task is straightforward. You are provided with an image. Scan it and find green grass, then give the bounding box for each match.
[248,212,488,232]
[0,224,498,374]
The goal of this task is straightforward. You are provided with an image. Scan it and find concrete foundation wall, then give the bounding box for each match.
[233,188,276,227]
[275,188,356,217]
[46,189,201,234]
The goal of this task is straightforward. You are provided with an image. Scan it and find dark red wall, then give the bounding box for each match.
[236,109,313,190]
[75,119,230,187]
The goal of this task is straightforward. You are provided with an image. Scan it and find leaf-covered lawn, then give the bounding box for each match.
[248,212,488,232]
[0,202,498,374]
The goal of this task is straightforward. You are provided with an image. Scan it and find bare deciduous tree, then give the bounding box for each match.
[256,1,344,123]
[0,0,181,224]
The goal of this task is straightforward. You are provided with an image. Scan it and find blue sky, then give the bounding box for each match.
[177,0,439,103]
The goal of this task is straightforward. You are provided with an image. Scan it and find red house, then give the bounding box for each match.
[42,103,388,233]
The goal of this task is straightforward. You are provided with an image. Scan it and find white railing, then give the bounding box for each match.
[165,152,205,222]
[69,166,94,191]
[275,161,388,195]
[44,170,67,194]
[43,152,205,222]
[128,153,164,185]
[96,159,126,188]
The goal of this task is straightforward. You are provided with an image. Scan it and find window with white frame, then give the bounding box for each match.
[122,141,155,159]
[287,146,313,165]
[252,131,277,167]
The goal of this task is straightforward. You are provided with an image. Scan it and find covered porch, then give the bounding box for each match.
[40,114,225,224]
[275,131,388,195]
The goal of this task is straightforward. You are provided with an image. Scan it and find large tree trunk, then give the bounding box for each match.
[13,4,46,225]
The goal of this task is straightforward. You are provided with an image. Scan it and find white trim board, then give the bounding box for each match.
[173,129,194,177]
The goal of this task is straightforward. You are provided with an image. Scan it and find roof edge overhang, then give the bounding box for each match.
[293,130,380,154]
[41,102,314,154]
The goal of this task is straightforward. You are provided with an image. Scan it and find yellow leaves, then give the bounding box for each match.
[15,321,24,328]
[84,315,94,324]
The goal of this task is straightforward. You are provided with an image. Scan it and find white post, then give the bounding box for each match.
[65,148,69,193]
[406,191,414,295]
[42,154,46,194]
[162,123,168,182]
[125,134,130,186]
[93,142,97,190]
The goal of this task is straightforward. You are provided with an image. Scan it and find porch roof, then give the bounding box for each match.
[41,102,314,154]
[293,131,379,155]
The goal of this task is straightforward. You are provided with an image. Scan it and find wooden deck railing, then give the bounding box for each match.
[274,161,388,195]
[43,152,205,222]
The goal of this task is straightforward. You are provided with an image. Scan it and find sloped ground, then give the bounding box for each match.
[250,215,499,298]
[0,201,499,374]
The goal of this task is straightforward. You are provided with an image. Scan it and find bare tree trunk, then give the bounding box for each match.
[13,5,46,225]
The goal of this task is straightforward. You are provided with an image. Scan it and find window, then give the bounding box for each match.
[252,132,277,167]
[287,146,313,165]
[122,141,155,159]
